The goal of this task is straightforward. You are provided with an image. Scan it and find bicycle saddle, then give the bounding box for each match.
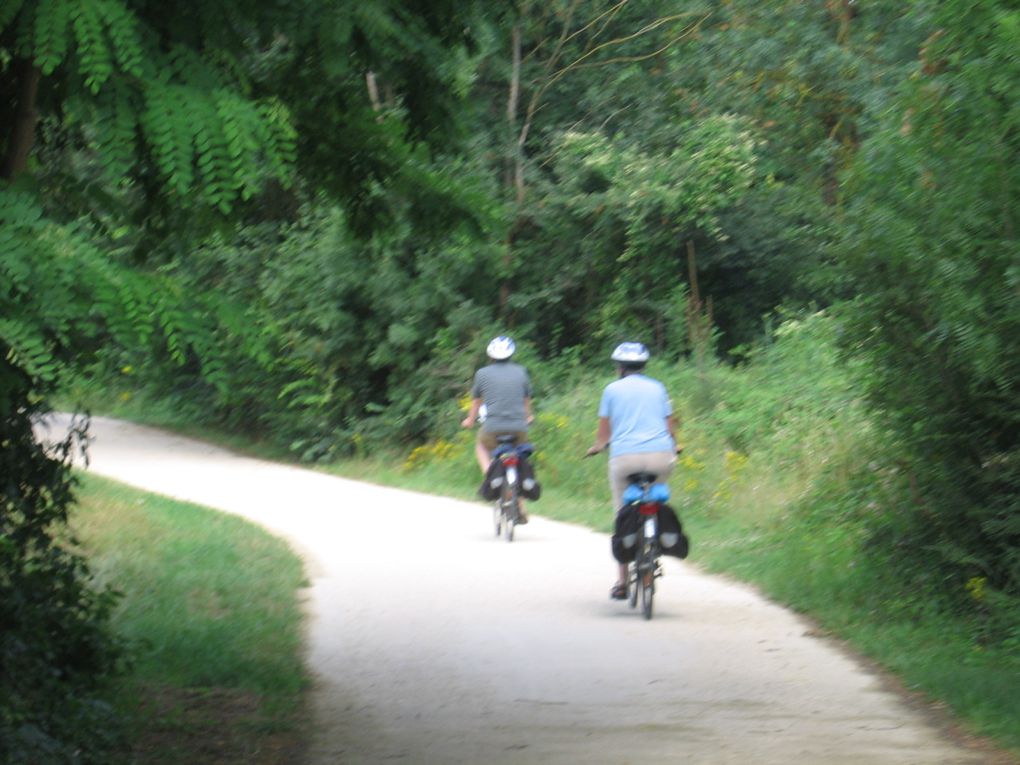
[626,471,658,485]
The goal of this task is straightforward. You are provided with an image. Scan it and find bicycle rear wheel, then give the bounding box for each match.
[640,557,655,620]
[629,533,656,619]
[628,562,639,608]
[502,487,517,542]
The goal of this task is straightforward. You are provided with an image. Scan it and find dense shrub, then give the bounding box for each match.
[1,368,125,764]
[838,1,1020,607]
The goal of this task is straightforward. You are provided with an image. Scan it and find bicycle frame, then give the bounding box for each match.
[625,475,665,619]
[492,438,522,541]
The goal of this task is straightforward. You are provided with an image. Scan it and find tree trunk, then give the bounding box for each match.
[827,0,856,46]
[1,60,42,182]
[685,240,713,365]
[506,24,521,189]
[822,0,857,205]
[365,71,382,112]
[500,25,523,317]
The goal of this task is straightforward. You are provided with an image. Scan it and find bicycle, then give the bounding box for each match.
[491,435,524,542]
[622,471,666,620]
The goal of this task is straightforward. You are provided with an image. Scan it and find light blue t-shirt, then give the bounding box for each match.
[598,374,674,457]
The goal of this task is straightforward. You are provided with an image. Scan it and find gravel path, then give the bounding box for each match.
[41,414,995,764]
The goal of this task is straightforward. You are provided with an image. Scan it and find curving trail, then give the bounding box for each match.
[39,414,994,765]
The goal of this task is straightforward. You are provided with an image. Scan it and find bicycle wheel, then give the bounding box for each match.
[641,555,655,620]
[493,504,502,537]
[628,558,639,608]
[502,487,517,542]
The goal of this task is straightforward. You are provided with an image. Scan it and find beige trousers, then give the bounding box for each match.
[608,451,676,511]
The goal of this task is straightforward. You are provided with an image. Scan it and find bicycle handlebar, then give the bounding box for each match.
[585,446,684,458]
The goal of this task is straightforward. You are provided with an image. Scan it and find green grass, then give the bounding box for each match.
[72,473,309,764]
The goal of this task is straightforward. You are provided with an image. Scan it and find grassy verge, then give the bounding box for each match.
[72,473,309,764]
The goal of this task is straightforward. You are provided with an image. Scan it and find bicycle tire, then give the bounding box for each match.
[628,561,639,608]
[493,504,502,537]
[629,528,646,609]
[641,553,655,620]
[502,485,517,542]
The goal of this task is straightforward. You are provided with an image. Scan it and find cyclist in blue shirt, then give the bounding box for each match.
[586,342,678,599]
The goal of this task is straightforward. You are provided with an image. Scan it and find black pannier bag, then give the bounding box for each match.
[478,458,506,500]
[611,503,690,563]
[657,504,690,559]
[479,443,542,501]
[517,449,541,500]
[611,504,641,563]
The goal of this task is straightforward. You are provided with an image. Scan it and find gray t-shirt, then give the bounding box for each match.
[471,362,532,433]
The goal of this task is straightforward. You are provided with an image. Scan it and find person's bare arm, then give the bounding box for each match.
[586,417,612,456]
[461,397,483,428]
[667,414,683,453]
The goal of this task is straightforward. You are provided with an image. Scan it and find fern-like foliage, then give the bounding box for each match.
[132,82,295,210]
[5,0,296,213]
[0,190,66,389]
[0,188,264,398]
[14,0,142,84]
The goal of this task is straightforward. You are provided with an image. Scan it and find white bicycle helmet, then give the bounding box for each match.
[486,335,516,360]
[611,341,650,364]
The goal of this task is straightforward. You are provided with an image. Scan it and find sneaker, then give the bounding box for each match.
[517,509,529,524]
[610,583,628,600]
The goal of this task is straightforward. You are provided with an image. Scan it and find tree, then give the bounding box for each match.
[1,0,491,757]
[1,405,124,763]
[839,1,1020,612]
[1,0,295,200]
[477,1,708,322]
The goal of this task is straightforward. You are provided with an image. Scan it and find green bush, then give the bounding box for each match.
[1,384,125,764]
[838,1,1020,607]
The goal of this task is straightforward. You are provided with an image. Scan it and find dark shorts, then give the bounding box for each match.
[479,430,527,452]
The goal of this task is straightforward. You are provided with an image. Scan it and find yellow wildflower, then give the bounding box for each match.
[965,577,987,603]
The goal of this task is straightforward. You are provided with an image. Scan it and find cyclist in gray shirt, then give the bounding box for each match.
[461,336,534,515]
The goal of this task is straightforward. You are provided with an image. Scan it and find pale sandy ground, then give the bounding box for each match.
[37,414,1004,765]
